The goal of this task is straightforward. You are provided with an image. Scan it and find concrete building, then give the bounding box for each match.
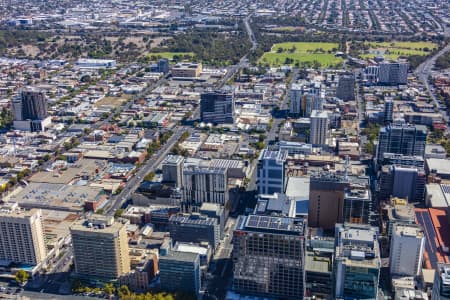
[336,74,355,101]
[169,213,220,249]
[379,62,409,85]
[384,99,394,124]
[159,250,201,296]
[382,198,416,238]
[0,203,47,266]
[232,214,306,299]
[334,223,381,300]
[289,81,323,117]
[389,224,424,276]
[308,172,349,230]
[310,110,329,146]
[432,263,450,300]
[376,123,427,162]
[171,62,202,78]
[162,155,184,188]
[70,215,130,280]
[257,149,288,195]
[200,91,235,124]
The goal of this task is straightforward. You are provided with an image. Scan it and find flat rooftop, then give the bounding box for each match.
[7,182,104,212]
[236,214,305,236]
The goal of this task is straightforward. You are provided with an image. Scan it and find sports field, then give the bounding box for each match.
[359,41,437,60]
[259,42,343,68]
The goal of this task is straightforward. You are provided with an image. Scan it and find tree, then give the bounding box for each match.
[103,283,115,298]
[15,270,29,286]
[144,172,155,181]
[114,208,124,218]
[118,285,131,297]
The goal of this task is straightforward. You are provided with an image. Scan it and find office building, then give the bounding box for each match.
[75,58,117,69]
[380,153,424,168]
[289,81,323,117]
[376,123,427,162]
[162,155,184,187]
[384,99,394,124]
[257,149,288,195]
[70,215,130,280]
[432,263,450,300]
[169,213,220,249]
[232,214,306,299]
[308,172,349,230]
[158,58,169,74]
[254,193,296,217]
[334,223,381,300]
[389,224,424,276]
[379,165,426,203]
[379,62,409,85]
[12,88,51,132]
[343,187,371,225]
[0,203,47,266]
[159,250,201,296]
[336,74,355,101]
[200,91,235,124]
[199,203,225,237]
[182,163,228,210]
[310,110,329,146]
[305,232,334,299]
[364,65,380,83]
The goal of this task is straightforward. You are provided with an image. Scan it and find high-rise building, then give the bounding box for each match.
[12,88,50,132]
[70,215,130,280]
[169,213,220,249]
[200,91,234,124]
[376,122,427,162]
[379,62,409,85]
[182,163,228,210]
[336,74,355,101]
[289,81,323,117]
[257,149,287,195]
[432,263,450,300]
[159,250,201,296]
[389,224,424,276]
[162,155,184,188]
[308,172,349,230]
[309,110,329,146]
[232,214,306,299]
[334,223,381,300]
[384,99,394,124]
[0,203,47,266]
[343,187,372,225]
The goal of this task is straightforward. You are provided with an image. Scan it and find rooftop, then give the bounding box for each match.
[236,214,305,236]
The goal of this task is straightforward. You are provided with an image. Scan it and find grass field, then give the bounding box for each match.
[360,41,437,60]
[259,42,343,68]
[95,95,131,108]
[147,52,194,60]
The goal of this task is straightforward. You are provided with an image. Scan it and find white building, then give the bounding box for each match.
[75,59,117,69]
[0,203,47,266]
[310,110,328,146]
[432,263,450,299]
[289,81,323,117]
[389,224,424,276]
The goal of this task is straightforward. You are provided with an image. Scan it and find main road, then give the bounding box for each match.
[415,43,450,123]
